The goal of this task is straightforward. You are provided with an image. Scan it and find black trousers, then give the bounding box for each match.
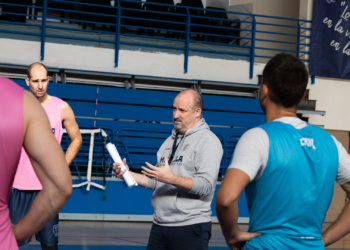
[147,222,212,250]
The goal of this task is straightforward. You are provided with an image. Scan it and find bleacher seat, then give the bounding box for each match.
[33,0,73,23]
[173,3,188,39]
[143,0,176,37]
[205,6,241,44]
[13,79,265,180]
[0,0,31,23]
[181,0,206,40]
[1,0,242,47]
[115,127,170,168]
[94,0,117,32]
[120,0,144,34]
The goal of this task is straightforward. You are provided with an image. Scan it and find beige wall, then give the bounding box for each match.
[229,0,301,63]
[324,130,349,223]
[230,0,300,16]
[305,78,350,131]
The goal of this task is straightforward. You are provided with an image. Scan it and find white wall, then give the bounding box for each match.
[0,38,261,84]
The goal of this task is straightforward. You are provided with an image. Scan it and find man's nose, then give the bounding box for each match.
[173,110,180,119]
[38,81,43,88]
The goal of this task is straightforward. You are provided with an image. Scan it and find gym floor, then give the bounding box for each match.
[20,221,348,250]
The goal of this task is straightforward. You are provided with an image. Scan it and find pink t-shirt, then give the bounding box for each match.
[0,77,24,249]
[12,96,64,190]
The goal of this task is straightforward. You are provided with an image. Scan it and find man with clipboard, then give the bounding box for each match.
[114,89,223,250]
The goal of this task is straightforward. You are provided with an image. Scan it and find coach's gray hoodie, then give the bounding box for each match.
[146,118,223,226]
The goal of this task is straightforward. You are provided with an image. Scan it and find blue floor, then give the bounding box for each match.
[21,246,229,250]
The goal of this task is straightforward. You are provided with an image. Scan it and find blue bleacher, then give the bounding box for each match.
[12,79,265,181]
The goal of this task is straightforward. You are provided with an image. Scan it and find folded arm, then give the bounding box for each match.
[322,138,350,246]
[322,181,350,246]
[216,168,260,249]
[13,91,72,244]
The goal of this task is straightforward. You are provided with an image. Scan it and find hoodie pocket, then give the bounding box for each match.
[175,190,203,214]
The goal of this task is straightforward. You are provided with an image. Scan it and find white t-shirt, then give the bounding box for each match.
[228,117,350,185]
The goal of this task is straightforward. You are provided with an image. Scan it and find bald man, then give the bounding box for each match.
[114,89,223,250]
[8,63,82,250]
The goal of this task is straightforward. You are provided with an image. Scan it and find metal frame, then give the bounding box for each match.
[64,128,107,191]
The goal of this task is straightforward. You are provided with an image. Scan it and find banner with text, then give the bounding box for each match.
[310,0,350,79]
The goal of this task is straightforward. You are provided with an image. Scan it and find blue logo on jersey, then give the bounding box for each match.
[160,156,183,164]
[172,156,183,163]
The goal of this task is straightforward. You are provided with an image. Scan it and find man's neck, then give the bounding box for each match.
[265,103,297,123]
[36,94,52,106]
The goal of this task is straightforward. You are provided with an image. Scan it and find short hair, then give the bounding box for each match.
[27,62,48,79]
[179,89,203,114]
[262,53,309,108]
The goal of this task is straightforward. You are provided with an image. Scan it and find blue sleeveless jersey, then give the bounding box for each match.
[243,121,338,250]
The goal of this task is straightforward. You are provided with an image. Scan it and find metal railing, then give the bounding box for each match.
[0,0,311,79]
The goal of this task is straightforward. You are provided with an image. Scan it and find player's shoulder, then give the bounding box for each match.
[50,95,63,103]
[59,99,72,113]
[60,99,75,121]
[240,127,268,142]
[329,134,345,153]
[198,128,221,145]
[61,100,69,108]
[24,90,42,110]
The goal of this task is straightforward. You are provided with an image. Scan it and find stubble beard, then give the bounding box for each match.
[174,119,185,132]
[33,90,46,99]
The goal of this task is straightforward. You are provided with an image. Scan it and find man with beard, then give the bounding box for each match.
[114,89,223,250]
[8,62,82,250]
[216,53,350,249]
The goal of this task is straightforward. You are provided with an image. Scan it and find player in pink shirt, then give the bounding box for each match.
[8,63,82,250]
[0,76,72,249]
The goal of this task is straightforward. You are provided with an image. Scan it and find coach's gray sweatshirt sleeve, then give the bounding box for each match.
[146,177,157,190]
[188,136,223,196]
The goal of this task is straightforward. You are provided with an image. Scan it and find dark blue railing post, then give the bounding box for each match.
[249,16,256,79]
[184,8,191,73]
[311,75,315,84]
[115,0,121,67]
[296,20,300,58]
[40,0,47,61]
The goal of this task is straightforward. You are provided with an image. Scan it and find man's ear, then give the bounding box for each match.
[299,92,306,104]
[25,78,30,87]
[260,83,269,102]
[262,83,268,96]
[195,108,202,118]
